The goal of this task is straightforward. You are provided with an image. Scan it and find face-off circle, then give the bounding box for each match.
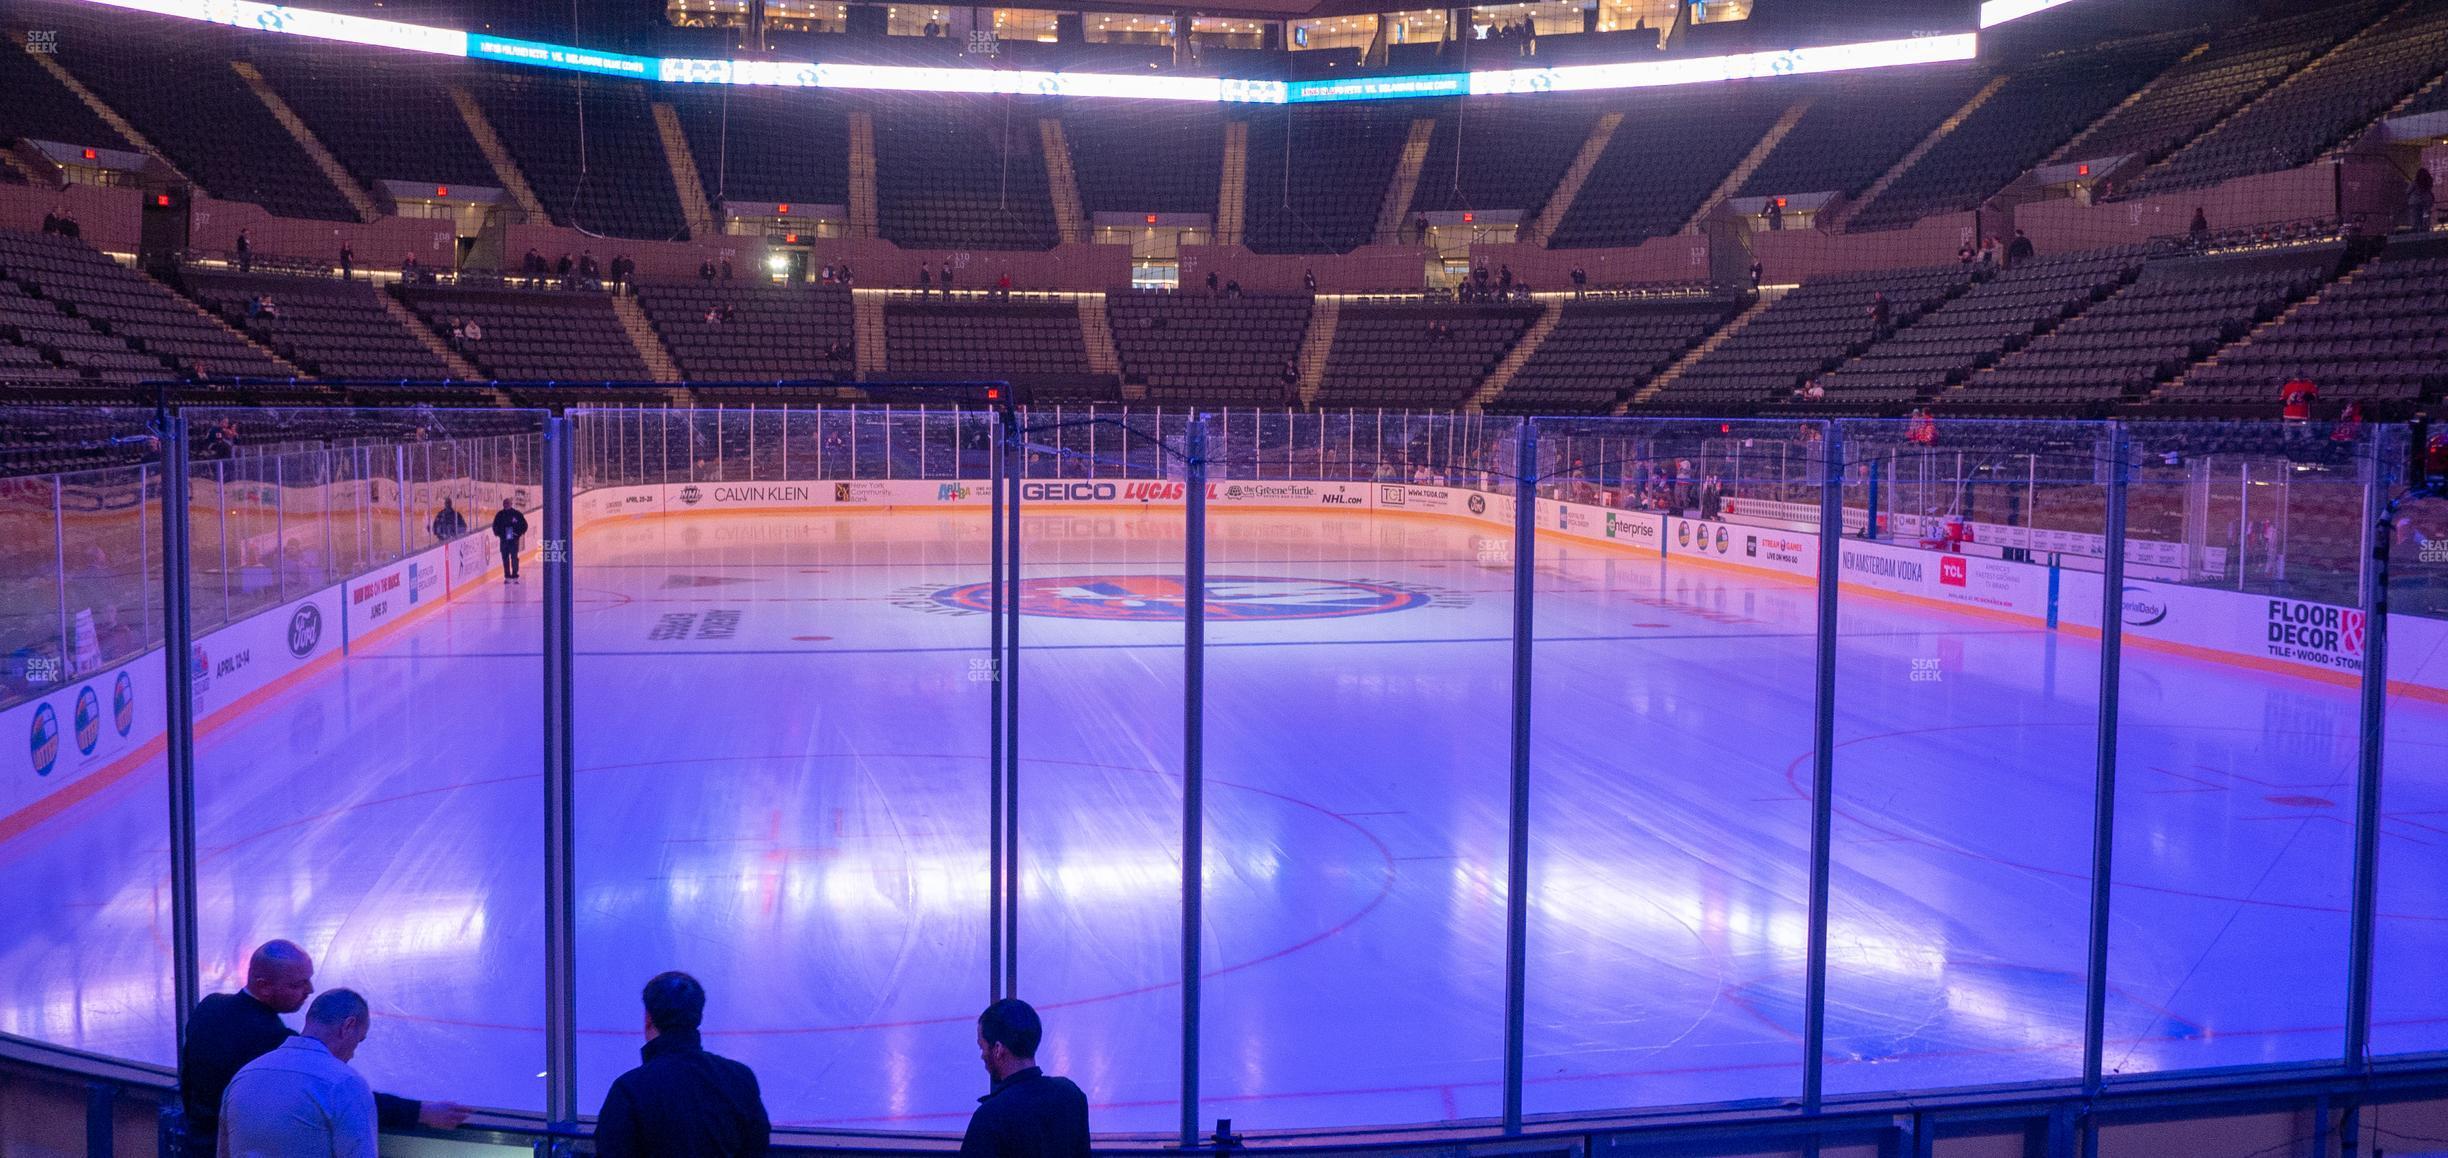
[929,574,1432,621]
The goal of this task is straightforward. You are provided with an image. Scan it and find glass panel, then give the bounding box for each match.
[2106,420,2364,1076]
[1195,412,1513,1128]
[189,407,549,1112]
[1008,405,1184,1133]
[2374,428,2447,1059]
[574,406,996,1128]
[1526,416,1816,1112]
[1824,418,2106,1093]
[0,407,174,1066]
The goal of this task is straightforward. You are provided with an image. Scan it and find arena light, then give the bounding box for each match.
[1979,0,2081,28]
[71,0,466,56]
[63,0,1976,106]
[1467,31,1977,95]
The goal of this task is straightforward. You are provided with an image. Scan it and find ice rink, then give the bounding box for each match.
[4,504,2445,1133]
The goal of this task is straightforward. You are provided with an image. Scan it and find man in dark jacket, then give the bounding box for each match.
[179,940,466,1158]
[595,972,769,1158]
[492,498,528,582]
[960,999,1089,1158]
[430,498,468,542]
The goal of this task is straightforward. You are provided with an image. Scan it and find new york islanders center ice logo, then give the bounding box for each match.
[930,575,1431,621]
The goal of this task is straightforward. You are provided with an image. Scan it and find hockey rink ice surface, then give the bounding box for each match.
[5,505,2446,1132]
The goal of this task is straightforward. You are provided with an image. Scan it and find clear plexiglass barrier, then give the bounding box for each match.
[2,405,2442,1140]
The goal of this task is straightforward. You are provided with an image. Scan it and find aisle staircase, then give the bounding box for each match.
[1375,118,1439,244]
[377,288,483,379]
[1623,295,1775,408]
[1077,294,1122,379]
[852,289,888,377]
[1294,297,1340,406]
[650,102,721,239]
[2131,2,2409,189]
[848,111,880,239]
[610,294,682,384]
[1039,119,1086,245]
[1468,298,1562,410]
[1524,112,1621,246]
[2050,41,2210,163]
[1217,121,1249,247]
[25,47,188,184]
[1681,98,1813,234]
[2150,259,2364,402]
[449,86,548,220]
[1834,74,2011,231]
[231,61,378,223]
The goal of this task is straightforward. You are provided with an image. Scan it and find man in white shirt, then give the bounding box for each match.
[218,989,380,1158]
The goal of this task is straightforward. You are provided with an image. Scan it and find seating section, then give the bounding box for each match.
[0,229,287,385]
[183,272,453,380]
[1650,267,1971,409]
[635,285,856,380]
[1799,250,2142,405]
[1490,298,1739,414]
[46,14,359,221]
[1241,105,1414,254]
[1107,293,1308,407]
[1549,92,1788,250]
[883,300,1100,389]
[1848,37,2191,231]
[874,97,1061,250]
[0,35,132,153]
[1312,304,1536,408]
[474,71,690,240]
[669,87,850,208]
[0,278,160,399]
[2071,5,2381,174]
[1064,103,1224,216]
[252,48,495,191]
[1407,100,1596,219]
[1951,258,2325,407]
[2163,254,2448,410]
[2123,3,2448,198]
[400,287,650,381]
[1738,69,1987,200]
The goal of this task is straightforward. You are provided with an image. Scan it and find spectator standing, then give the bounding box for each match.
[216,989,379,1158]
[838,262,854,287]
[1304,267,1318,294]
[2410,167,2437,232]
[1570,266,1587,298]
[940,259,953,293]
[960,999,1089,1158]
[1764,200,1782,232]
[524,248,546,288]
[1498,265,1513,296]
[556,253,575,289]
[594,972,769,1158]
[997,271,1012,298]
[493,498,528,582]
[179,941,465,1158]
[580,252,600,287]
[235,229,252,274]
[2280,376,2318,423]
[919,265,933,298]
[700,259,718,284]
[339,245,353,281]
[1868,292,1891,337]
[722,257,735,281]
[430,498,467,542]
[40,207,63,235]
[1205,270,1220,296]
[2006,229,2034,267]
[2188,206,2211,247]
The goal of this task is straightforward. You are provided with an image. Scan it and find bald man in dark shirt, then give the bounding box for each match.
[178,940,468,1158]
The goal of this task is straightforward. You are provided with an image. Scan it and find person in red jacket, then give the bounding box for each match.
[2280,377,2318,422]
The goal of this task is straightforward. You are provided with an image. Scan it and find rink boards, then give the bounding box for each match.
[10,473,2444,829]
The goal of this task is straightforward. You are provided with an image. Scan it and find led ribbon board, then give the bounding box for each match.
[65,0,2004,104]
